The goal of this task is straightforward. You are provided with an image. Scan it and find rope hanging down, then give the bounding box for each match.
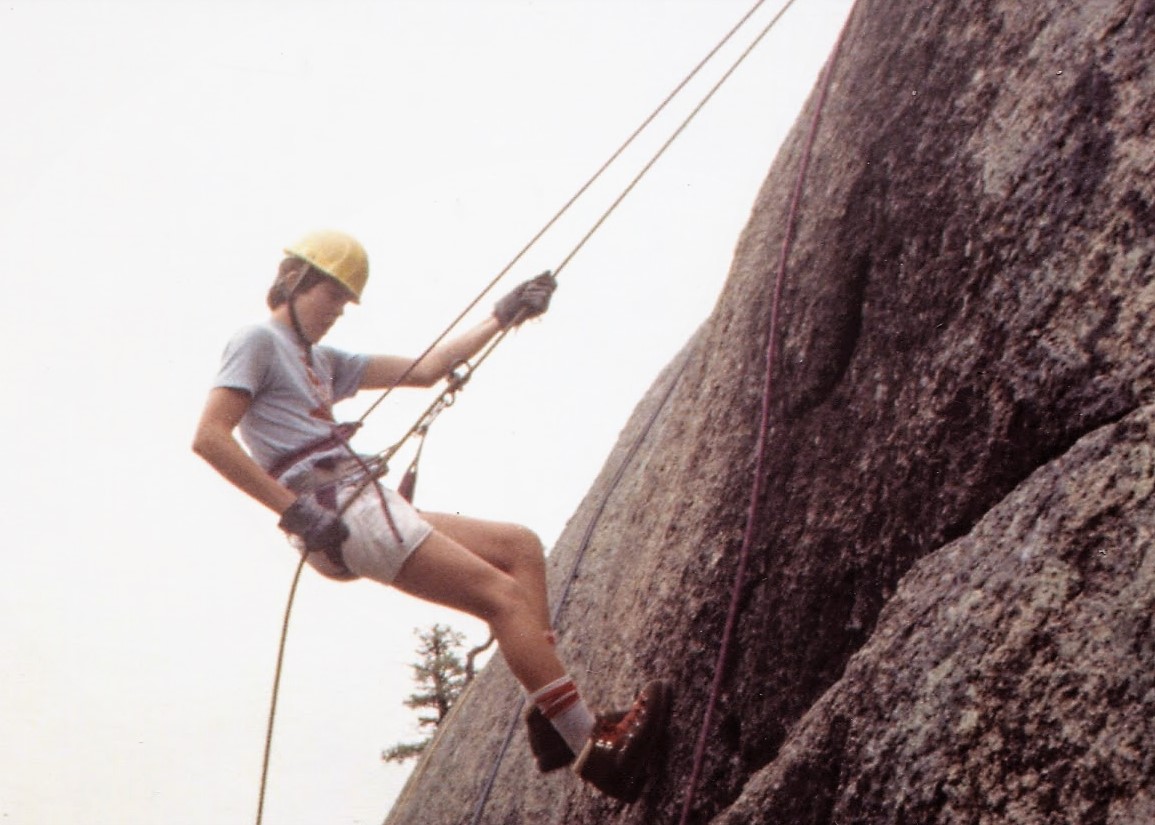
[255,0,812,821]
[256,555,308,825]
[676,6,857,824]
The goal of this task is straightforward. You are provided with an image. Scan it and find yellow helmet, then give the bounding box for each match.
[284,230,369,302]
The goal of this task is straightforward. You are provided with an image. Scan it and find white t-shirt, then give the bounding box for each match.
[213,319,369,473]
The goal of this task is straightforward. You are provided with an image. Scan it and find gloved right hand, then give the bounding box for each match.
[493,271,557,329]
[278,493,349,555]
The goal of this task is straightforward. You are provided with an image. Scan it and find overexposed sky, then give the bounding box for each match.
[0,2,851,823]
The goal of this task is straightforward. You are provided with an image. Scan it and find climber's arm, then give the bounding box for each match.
[359,316,502,390]
[192,387,297,516]
[358,271,557,391]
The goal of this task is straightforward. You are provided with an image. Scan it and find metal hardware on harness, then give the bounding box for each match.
[414,362,473,437]
[333,361,474,517]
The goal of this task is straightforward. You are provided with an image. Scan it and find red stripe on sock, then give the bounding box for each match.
[534,681,575,706]
[541,692,580,719]
[535,680,580,719]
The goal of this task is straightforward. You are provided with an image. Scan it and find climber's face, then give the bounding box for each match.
[292,277,353,343]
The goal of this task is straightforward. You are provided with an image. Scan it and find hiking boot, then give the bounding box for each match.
[525,705,627,773]
[574,680,672,803]
[524,704,575,773]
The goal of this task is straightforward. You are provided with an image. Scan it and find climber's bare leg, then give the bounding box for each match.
[421,511,554,643]
[392,527,564,693]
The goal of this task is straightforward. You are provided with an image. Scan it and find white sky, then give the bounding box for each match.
[0,2,851,823]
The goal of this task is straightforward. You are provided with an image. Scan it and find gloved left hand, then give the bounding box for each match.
[493,271,557,329]
[278,493,350,556]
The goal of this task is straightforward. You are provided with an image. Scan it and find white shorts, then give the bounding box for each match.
[290,480,433,584]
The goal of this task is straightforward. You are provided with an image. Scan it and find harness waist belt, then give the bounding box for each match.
[269,422,361,480]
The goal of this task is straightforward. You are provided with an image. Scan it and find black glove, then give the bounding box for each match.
[493,271,557,329]
[278,493,349,556]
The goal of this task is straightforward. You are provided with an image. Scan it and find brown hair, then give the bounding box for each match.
[266,258,331,310]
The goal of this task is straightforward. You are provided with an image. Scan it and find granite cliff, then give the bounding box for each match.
[386,1,1155,822]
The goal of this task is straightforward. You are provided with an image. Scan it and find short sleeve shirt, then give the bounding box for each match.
[213,320,369,471]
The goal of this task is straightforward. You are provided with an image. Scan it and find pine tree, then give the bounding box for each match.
[382,624,469,764]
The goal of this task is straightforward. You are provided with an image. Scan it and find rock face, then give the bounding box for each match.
[385,1,1155,823]
[714,406,1155,824]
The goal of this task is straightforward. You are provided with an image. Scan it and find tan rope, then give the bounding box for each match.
[356,0,778,425]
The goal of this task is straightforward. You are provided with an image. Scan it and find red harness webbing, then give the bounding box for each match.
[268,422,362,480]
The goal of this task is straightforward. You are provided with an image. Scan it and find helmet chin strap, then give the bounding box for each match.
[287,297,315,366]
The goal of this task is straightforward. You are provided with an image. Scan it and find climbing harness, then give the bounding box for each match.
[254,0,841,820]
[267,422,362,481]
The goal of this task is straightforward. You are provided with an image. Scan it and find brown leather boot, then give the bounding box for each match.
[525,705,628,773]
[574,680,672,803]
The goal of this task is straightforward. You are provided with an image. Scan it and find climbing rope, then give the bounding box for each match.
[354,0,783,428]
[552,0,804,279]
[300,0,809,546]
[675,6,857,824]
[256,554,309,825]
[254,0,826,820]
[346,0,810,537]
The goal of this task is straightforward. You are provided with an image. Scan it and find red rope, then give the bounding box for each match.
[676,7,856,823]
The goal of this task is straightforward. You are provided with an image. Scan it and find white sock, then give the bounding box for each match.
[530,675,596,754]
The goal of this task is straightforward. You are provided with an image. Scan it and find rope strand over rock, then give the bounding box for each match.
[676,5,858,823]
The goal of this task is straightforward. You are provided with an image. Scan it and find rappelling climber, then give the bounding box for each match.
[192,230,670,802]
